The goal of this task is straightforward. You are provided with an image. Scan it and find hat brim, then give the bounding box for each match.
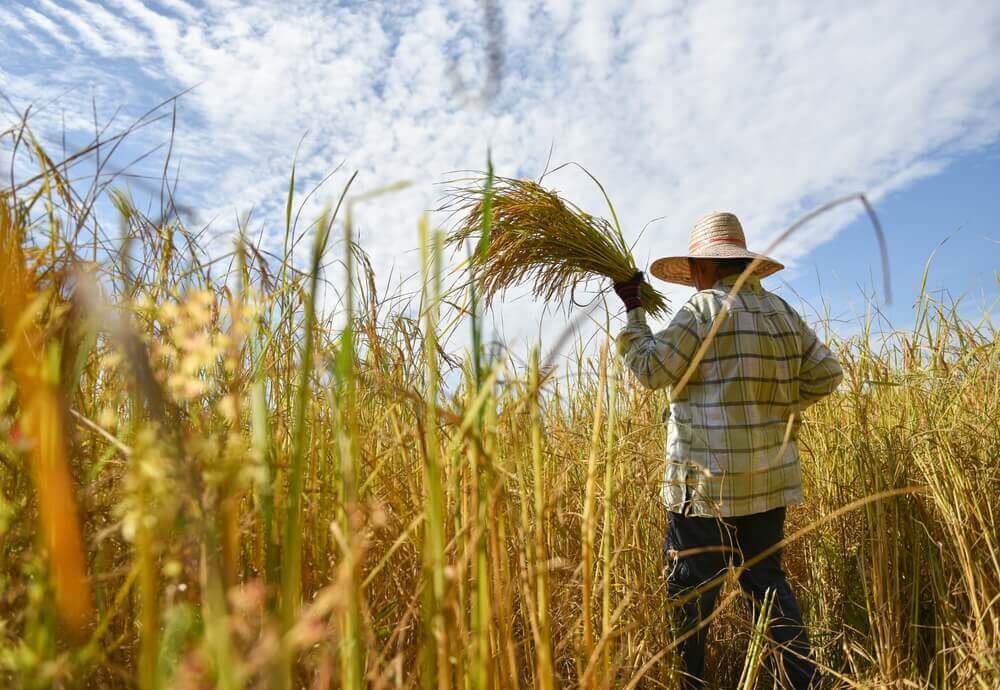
[649,247,784,287]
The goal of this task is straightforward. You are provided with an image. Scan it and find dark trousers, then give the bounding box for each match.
[665,507,817,689]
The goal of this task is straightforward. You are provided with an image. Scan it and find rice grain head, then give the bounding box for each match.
[445,176,669,318]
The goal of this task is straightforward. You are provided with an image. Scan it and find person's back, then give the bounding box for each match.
[617,273,842,517]
[612,212,842,689]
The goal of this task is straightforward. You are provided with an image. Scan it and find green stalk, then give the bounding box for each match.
[419,216,450,690]
[278,173,356,689]
[467,157,494,690]
[470,155,493,389]
[201,535,237,690]
[137,520,159,690]
[279,156,297,297]
[243,226,279,603]
[337,200,364,690]
[737,588,776,690]
[251,361,277,596]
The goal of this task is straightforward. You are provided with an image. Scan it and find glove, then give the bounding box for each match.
[613,271,644,311]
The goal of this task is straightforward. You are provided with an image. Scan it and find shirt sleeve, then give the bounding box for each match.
[797,317,844,406]
[615,303,703,391]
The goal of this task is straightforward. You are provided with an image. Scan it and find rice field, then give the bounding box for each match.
[0,134,997,689]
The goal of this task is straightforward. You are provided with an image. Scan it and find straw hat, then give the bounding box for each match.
[649,212,784,287]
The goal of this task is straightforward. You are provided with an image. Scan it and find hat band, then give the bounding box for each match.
[688,235,747,253]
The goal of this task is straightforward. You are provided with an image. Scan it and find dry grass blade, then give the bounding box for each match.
[444,175,669,317]
[0,201,94,642]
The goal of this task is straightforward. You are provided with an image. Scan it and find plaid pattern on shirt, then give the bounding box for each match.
[616,274,843,517]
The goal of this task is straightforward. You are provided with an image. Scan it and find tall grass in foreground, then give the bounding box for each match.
[0,142,997,689]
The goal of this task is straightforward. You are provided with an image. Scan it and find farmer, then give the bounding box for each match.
[612,212,842,689]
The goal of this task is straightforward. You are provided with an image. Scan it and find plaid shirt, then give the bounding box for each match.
[617,274,843,517]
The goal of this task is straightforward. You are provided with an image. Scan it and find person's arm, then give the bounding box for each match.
[797,317,843,407]
[615,303,703,391]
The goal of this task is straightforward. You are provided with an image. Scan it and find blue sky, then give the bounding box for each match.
[794,144,999,334]
[1,0,997,349]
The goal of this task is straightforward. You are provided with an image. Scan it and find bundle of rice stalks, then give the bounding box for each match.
[444,174,669,318]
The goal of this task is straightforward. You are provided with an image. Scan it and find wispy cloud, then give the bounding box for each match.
[1,0,998,344]
[38,0,114,57]
[71,0,155,58]
[20,6,76,50]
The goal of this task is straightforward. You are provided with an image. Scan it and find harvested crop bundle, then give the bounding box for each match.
[445,174,670,318]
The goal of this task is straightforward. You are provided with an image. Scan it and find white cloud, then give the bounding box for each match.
[38,0,114,56]
[0,13,28,34]
[20,6,76,50]
[1,0,998,349]
[70,0,154,58]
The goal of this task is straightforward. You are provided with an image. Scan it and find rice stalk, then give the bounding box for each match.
[736,587,776,690]
[467,163,494,690]
[278,172,356,688]
[419,215,451,690]
[580,338,608,683]
[599,354,619,684]
[529,346,555,690]
[444,175,669,317]
[0,201,94,643]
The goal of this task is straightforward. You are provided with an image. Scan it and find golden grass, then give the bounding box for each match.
[0,135,997,689]
[0,203,94,644]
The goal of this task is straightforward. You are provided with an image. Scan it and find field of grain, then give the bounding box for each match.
[0,137,997,689]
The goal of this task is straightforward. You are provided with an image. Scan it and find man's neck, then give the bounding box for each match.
[713,273,762,291]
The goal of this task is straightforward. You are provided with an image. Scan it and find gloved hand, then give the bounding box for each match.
[613,271,644,311]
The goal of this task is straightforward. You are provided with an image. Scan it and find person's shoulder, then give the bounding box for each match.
[761,287,802,317]
[682,288,727,322]
[757,287,809,330]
